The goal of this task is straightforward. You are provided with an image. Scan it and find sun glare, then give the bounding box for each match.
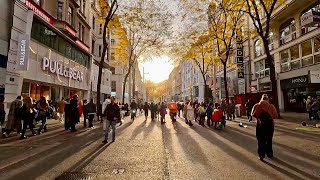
[140,57,174,83]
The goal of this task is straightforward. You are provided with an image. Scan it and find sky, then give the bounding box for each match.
[139,56,174,83]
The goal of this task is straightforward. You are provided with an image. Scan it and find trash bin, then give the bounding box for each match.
[236,104,242,117]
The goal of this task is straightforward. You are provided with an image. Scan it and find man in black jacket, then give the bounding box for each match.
[103,97,120,143]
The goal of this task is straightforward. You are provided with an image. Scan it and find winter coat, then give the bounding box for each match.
[206,106,213,118]
[5,99,23,130]
[20,104,36,124]
[212,109,223,122]
[168,102,178,113]
[245,101,253,111]
[186,103,194,120]
[220,102,227,113]
[311,100,320,111]
[251,100,278,120]
[306,99,312,112]
[102,99,111,114]
[104,103,120,121]
[150,103,157,112]
[143,104,149,111]
[57,100,66,113]
[86,102,96,114]
[0,102,5,123]
[69,99,80,124]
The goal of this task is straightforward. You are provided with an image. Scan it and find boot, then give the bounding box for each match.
[188,120,193,126]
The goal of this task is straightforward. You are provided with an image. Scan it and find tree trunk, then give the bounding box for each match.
[97,44,108,106]
[263,39,280,116]
[223,62,229,105]
[122,61,133,104]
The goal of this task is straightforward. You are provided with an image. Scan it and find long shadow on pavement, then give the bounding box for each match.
[129,119,147,140]
[217,126,320,179]
[227,126,320,163]
[188,124,280,178]
[54,142,112,180]
[0,121,132,180]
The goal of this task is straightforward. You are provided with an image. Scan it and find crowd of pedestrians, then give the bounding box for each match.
[306,96,320,120]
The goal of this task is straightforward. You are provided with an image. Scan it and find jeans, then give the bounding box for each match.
[312,110,319,120]
[21,120,36,136]
[37,117,47,133]
[247,110,252,121]
[88,114,94,127]
[83,113,88,127]
[104,120,116,141]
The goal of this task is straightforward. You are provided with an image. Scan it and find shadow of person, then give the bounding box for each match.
[268,157,320,180]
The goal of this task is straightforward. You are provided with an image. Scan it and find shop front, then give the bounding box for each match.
[280,75,320,112]
[18,17,90,103]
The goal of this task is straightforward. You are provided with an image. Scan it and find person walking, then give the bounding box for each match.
[82,99,88,127]
[103,97,120,143]
[3,96,23,137]
[86,98,96,128]
[220,99,227,119]
[37,96,49,134]
[64,98,71,130]
[186,101,194,126]
[183,101,188,124]
[19,97,37,139]
[252,94,278,161]
[150,102,157,121]
[160,102,167,124]
[206,103,213,126]
[229,100,236,120]
[198,103,206,126]
[143,102,149,121]
[311,97,320,120]
[57,97,66,123]
[69,95,80,132]
[0,95,5,134]
[245,99,253,122]
[306,96,313,120]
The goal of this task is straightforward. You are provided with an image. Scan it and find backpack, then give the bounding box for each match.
[259,110,273,127]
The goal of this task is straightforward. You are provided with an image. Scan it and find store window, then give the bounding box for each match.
[254,39,263,57]
[21,82,30,98]
[280,19,296,45]
[31,19,89,67]
[30,83,50,102]
[315,36,320,64]
[301,4,320,35]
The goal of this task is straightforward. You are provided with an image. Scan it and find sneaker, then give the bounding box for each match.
[19,136,28,140]
[3,132,8,138]
[102,140,108,144]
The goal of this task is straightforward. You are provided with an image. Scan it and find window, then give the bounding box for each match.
[290,44,299,60]
[255,59,272,79]
[82,26,85,41]
[111,52,115,60]
[111,39,115,45]
[67,6,74,26]
[268,32,274,50]
[280,49,290,72]
[91,40,95,55]
[99,24,102,34]
[315,36,320,64]
[99,45,102,57]
[301,4,320,35]
[57,2,63,20]
[92,17,95,30]
[301,40,312,57]
[111,81,116,92]
[254,39,263,57]
[31,19,89,67]
[281,45,301,72]
[32,0,41,5]
[280,19,296,45]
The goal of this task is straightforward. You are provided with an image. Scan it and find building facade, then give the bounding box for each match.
[212,0,320,113]
[3,0,94,108]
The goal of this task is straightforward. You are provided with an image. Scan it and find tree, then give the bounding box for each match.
[240,0,283,115]
[185,34,215,101]
[117,0,172,104]
[95,0,118,105]
[208,1,244,105]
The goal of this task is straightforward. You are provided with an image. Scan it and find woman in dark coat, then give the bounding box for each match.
[20,97,37,139]
[69,95,80,132]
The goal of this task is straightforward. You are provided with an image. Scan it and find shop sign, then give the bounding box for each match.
[16,34,30,71]
[42,57,84,81]
[280,75,309,89]
[19,0,53,25]
[236,35,244,78]
[309,70,320,83]
[111,92,116,96]
[301,11,320,27]
[238,78,245,94]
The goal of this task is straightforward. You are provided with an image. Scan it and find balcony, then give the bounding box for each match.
[53,20,77,40]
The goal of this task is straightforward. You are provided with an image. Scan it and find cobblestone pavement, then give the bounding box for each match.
[0,113,319,180]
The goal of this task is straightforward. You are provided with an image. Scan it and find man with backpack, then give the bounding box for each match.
[251,94,278,161]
